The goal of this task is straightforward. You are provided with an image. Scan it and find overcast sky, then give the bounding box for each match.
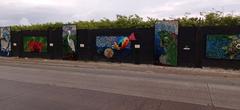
[0,0,239,26]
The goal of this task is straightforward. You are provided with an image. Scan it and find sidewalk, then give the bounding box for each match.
[0,57,239,78]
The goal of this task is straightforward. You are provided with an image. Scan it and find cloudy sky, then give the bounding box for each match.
[0,0,239,26]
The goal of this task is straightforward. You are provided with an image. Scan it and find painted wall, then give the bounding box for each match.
[23,36,47,53]
[96,33,136,60]
[0,27,11,56]
[62,25,77,59]
[155,21,178,66]
[206,34,240,60]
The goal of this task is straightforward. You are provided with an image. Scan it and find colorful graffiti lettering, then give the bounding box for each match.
[113,37,130,50]
[155,21,178,66]
[206,34,240,60]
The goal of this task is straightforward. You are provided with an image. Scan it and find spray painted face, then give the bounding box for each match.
[104,48,114,58]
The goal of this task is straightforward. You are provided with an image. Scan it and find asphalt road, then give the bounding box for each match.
[0,57,239,110]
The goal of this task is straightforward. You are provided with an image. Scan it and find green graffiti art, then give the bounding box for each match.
[155,21,178,66]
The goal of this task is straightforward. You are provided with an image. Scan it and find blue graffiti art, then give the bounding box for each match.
[0,27,11,56]
[206,34,240,60]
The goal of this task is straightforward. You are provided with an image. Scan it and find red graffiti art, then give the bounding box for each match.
[28,40,45,53]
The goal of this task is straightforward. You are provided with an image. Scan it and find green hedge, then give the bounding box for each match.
[11,12,240,32]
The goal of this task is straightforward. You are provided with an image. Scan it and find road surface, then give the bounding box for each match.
[0,57,239,110]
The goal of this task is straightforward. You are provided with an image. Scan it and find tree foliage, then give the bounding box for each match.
[11,11,240,31]
[179,11,240,27]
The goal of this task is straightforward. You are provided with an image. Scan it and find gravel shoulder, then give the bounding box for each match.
[0,57,239,79]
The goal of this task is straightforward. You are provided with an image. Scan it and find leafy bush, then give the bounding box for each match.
[179,11,240,27]
[11,11,240,32]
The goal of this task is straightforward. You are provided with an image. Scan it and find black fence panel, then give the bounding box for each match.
[49,29,63,59]
[178,27,199,67]
[11,31,21,57]
[19,30,50,58]
[85,28,154,64]
[88,29,135,63]
[195,27,204,68]
[48,30,54,59]
[178,26,240,69]
[134,28,155,64]
[9,26,240,69]
[77,29,90,61]
[200,26,240,69]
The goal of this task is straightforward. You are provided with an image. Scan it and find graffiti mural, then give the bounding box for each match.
[96,33,136,60]
[206,34,240,60]
[63,25,77,59]
[155,21,178,66]
[0,27,11,56]
[23,36,47,53]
